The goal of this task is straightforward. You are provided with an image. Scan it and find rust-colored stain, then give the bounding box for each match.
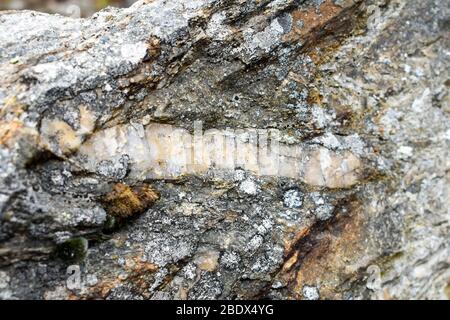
[283,226,311,258]
[0,119,39,154]
[287,0,344,40]
[286,0,363,65]
[0,97,28,146]
[122,255,159,297]
[0,120,23,146]
[277,196,366,299]
[68,252,159,300]
[0,96,25,118]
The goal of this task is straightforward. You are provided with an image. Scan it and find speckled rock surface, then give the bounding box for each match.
[0,0,449,300]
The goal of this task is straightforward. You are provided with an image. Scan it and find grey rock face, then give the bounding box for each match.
[0,0,449,300]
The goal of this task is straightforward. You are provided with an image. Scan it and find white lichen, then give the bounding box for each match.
[302,285,320,300]
[283,189,303,208]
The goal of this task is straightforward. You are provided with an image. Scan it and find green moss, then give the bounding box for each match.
[102,215,117,234]
[56,237,88,262]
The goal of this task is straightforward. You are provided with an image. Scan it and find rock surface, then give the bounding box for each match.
[0,0,448,300]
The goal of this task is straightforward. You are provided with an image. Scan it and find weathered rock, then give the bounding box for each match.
[0,0,448,300]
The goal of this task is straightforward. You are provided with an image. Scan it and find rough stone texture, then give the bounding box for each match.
[0,0,449,300]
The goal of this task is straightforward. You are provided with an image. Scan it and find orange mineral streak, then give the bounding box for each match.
[70,252,159,300]
[279,197,365,299]
[287,0,346,40]
[0,120,23,146]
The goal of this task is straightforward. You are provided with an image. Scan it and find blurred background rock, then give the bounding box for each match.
[0,0,137,17]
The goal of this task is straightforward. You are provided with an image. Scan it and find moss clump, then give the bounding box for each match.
[56,237,88,262]
[102,214,117,233]
[102,183,160,219]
